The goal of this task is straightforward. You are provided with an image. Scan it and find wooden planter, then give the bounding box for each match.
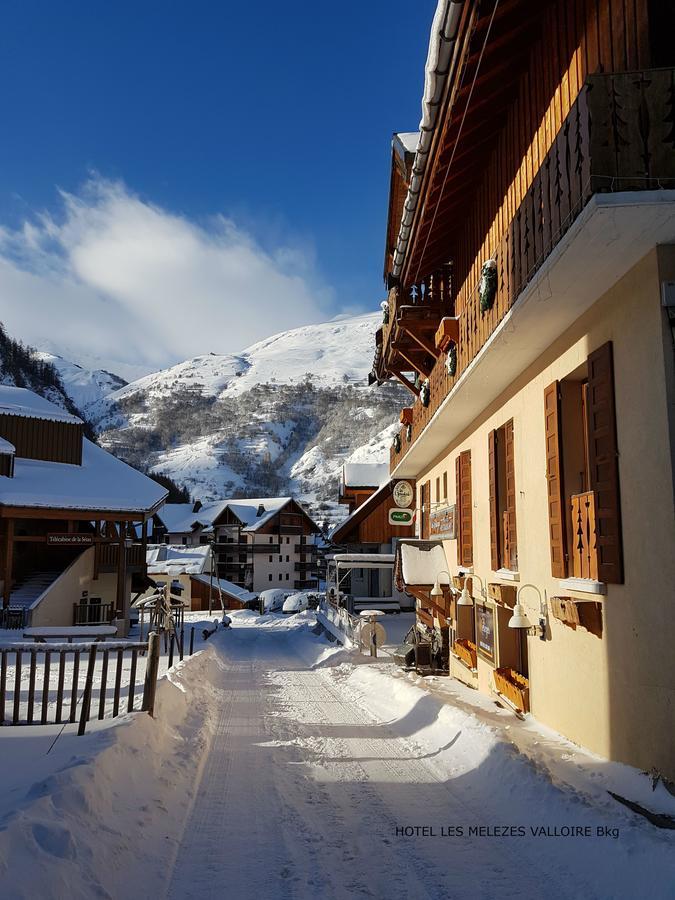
[399,407,414,426]
[434,316,460,352]
[453,638,477,669]
[494,667,530,712]
[488,582,517,608]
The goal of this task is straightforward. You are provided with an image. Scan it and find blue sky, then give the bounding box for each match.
[0,2,433,373]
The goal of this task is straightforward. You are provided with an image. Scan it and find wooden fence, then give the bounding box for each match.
[0,633,162,734]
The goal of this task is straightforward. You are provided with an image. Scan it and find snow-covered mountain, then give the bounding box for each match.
[33,352,127,410]
[84,313,402,527]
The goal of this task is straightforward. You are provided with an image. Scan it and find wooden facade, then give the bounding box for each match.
[0,414,83,465]
[331,481,416,546]
[375,1,675,471]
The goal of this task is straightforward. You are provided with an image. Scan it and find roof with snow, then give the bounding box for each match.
[399,541,451,586]
[0,438,168,515]
[146,544,211,576]
[0,437,15,454]
[331,480,393,544]
[342,462,390,490]
[156,501,228,534]
[224,497,292,531]
[0,385,82,424]
[190,573,257,603]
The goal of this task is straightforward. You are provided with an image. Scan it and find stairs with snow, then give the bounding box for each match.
[9,571,63,611]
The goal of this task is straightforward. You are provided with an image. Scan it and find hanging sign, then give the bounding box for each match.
[47,533,94,547]
[392,481,414,508]
[430,504,456,539]
[388,508,414,526]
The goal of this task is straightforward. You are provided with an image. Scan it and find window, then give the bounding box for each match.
[285,573,289,581]
[269,555,273,563]
[286,555,289,562]
[455,451,473,566]
[488,420,517,571]
[279,555,282,562]
[269,536,273,544]
[419,481,431,539]
[286,537,290,544]
[181,537,187,546]
[443,471,448,500]
[544,341,623,583]
[279,573,282,580]
[435,477,441,503]
[268,574,273,582]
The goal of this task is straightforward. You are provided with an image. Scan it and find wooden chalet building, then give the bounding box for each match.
[332,462,414,605]
[155,497,321,593]
[0,386,167,633]
[373,0,675,778]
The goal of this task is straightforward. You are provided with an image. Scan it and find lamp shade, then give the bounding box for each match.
[430,579,443,598]
[508,602,532,629]
[457,586,474,606]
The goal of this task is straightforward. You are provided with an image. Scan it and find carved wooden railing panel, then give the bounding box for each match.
[390,69,675,470]
[571,491,598,581]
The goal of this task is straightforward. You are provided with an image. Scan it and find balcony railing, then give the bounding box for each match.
[390,69,675,469]
[570,491,598,581]
[96,542,145,571]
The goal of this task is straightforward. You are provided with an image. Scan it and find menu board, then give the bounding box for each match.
[476,604,495,663]
[429,504,456,540]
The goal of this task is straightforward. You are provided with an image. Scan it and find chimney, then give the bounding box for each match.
[256,504,265,518]
[193,500,202,513]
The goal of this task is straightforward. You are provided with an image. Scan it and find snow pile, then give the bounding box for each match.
[0,642,223,899]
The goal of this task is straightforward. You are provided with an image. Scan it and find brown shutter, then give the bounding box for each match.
[422,479,431,539]
[459,451,473,566]
[455,455,462,549]
[544,382,567,578]
[504,420,518,570]
[488,430,499,570]
[586,341,623,583]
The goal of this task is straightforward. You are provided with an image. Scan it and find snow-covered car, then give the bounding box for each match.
[282,591,316,614]
[259,589,289,613]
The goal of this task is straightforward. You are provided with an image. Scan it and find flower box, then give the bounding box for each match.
[434,316,460,352]
[488,582,517,609]
[399,407,414,426]
[493,667,530,712]
[453,638,477,669]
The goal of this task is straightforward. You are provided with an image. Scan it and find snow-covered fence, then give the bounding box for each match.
[0,635,160,733]
[317,601,363,650]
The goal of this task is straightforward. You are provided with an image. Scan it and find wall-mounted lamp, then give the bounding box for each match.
[459,573,486,607]
[430,569,452,599]
[509,583,547,639]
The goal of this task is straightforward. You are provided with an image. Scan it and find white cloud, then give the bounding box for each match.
[0,178,335,378]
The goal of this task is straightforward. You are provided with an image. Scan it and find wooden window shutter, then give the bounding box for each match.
[544,382,567,578]
[459,450,473,566]
[488,430,499,570]
[422,479,431,539]
[586,341,623,583]
[504,420,518,570]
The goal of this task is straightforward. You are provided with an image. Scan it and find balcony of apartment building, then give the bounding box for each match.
[382,68,675,475]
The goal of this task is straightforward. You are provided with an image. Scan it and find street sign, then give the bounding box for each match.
[47,533,94,547]
[392,481,414,508]
[388,508,414,526]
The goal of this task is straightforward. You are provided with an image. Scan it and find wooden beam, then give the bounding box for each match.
[3,519,14,609]
[0,505,162,521]
[400,324,439,358]
[396,347,433,378]
[116,523,126,624]
[390,369,420,396]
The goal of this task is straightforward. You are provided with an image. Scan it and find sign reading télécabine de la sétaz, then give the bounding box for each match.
[47,533,94,547]
[429,504,456,540]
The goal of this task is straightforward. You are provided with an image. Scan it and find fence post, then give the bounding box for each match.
[142,632,161,717]
[189,626,195,656]
[179,627,184,661]
[168,632,175,669]
[78,645,97,736]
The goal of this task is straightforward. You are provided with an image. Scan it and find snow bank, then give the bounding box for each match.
[0,646,223,899]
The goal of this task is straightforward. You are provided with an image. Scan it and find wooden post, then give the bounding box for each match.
[3,519,14,609]
[77,646,97,736]
[116,522,127,627]
[189,626,195,656]
[142,631,160,717]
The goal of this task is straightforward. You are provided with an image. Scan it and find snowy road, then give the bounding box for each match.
[164,615,675,900]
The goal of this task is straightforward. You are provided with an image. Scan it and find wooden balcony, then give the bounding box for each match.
[570,491,598,581]
[96,542,145,572]
[389,69,675,470]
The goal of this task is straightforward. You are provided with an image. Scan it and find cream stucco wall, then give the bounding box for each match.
[413,248,675,779]
[30,548,120,628]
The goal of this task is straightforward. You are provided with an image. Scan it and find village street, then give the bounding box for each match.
[162,613,675,900]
